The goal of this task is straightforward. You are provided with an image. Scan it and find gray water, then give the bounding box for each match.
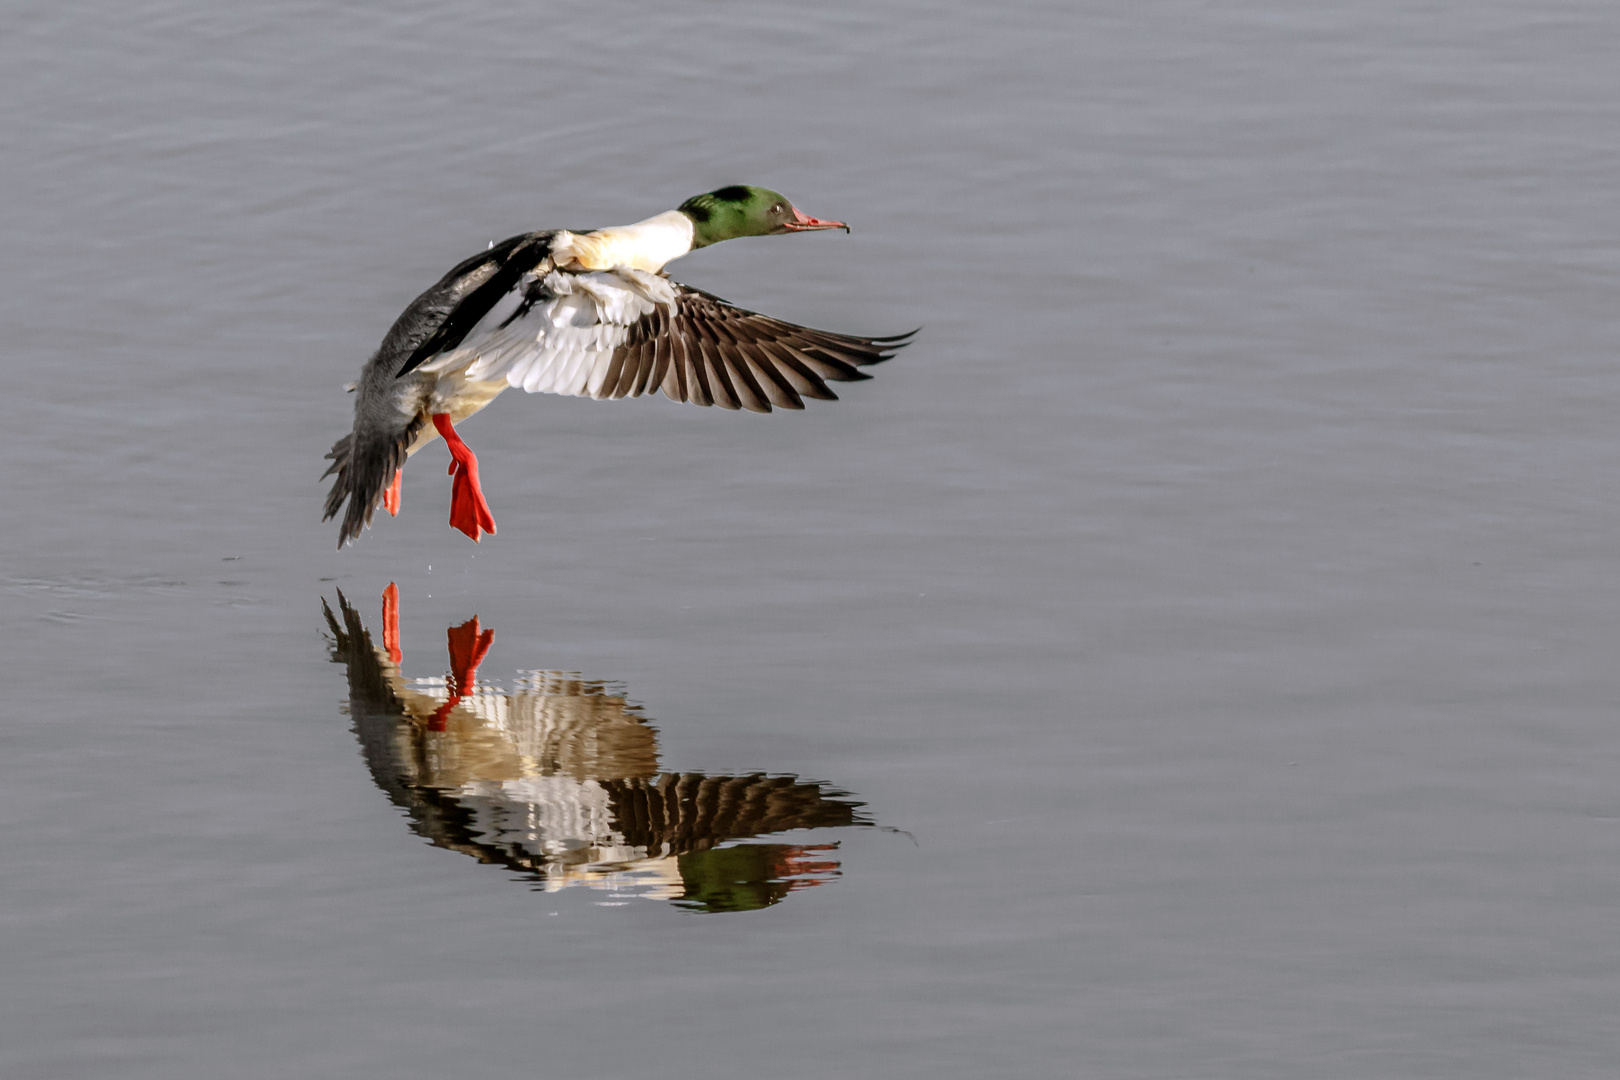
[4,2,1619,1076]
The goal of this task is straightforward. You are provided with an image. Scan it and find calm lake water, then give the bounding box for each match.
[4,2,1620,1077]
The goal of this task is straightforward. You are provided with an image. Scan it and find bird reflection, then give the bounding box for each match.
[322,586,868,912]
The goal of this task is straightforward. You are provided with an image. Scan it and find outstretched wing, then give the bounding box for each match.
[426,269,913,413]
[601,284,914,412]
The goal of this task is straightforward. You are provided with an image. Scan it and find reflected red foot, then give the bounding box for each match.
[446,616,495,697]
[382,468,402,517]
[430,615,495,730]
[431,413,496,542]
[381,582,402,666]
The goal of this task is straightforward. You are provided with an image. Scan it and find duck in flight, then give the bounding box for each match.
[322,185,913,546]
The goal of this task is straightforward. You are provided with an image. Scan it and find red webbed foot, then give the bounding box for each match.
[431,413,497,541]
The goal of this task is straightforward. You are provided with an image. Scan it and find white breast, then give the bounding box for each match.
[549,210,695,273]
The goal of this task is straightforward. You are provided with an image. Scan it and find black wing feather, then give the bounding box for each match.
[393,232,555,378]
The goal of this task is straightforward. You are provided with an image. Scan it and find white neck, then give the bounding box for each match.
[549,210,695,274]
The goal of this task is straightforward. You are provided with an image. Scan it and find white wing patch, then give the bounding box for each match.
[426,267,676,398]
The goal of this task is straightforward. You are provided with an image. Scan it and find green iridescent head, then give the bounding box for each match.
[677,185,849,248]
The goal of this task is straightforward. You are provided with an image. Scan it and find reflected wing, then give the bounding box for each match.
[431,271,914,413]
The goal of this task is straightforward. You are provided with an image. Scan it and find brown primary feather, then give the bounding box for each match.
[595,285,913,413]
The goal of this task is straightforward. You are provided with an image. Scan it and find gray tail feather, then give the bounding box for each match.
[321,420,422,548]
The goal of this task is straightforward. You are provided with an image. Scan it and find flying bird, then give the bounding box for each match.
[322,185,912,546]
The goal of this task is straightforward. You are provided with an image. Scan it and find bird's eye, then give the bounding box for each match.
[770,203,784,214]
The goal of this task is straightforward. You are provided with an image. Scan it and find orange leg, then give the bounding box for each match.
[431,413,496,541]
[382,469,402,516]
[381,582,402,666]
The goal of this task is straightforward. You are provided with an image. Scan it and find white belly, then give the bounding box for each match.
[405,375,507,456]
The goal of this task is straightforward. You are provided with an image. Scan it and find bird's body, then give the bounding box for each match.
[323,185,911,546]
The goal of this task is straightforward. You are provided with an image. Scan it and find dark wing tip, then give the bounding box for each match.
[875,327,921,343]
[868,327,920,356]
[827,326,918,361]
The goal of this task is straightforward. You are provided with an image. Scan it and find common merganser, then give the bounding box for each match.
[322,185,912,546]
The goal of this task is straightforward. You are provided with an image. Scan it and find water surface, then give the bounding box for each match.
[4,2,1620,1077]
